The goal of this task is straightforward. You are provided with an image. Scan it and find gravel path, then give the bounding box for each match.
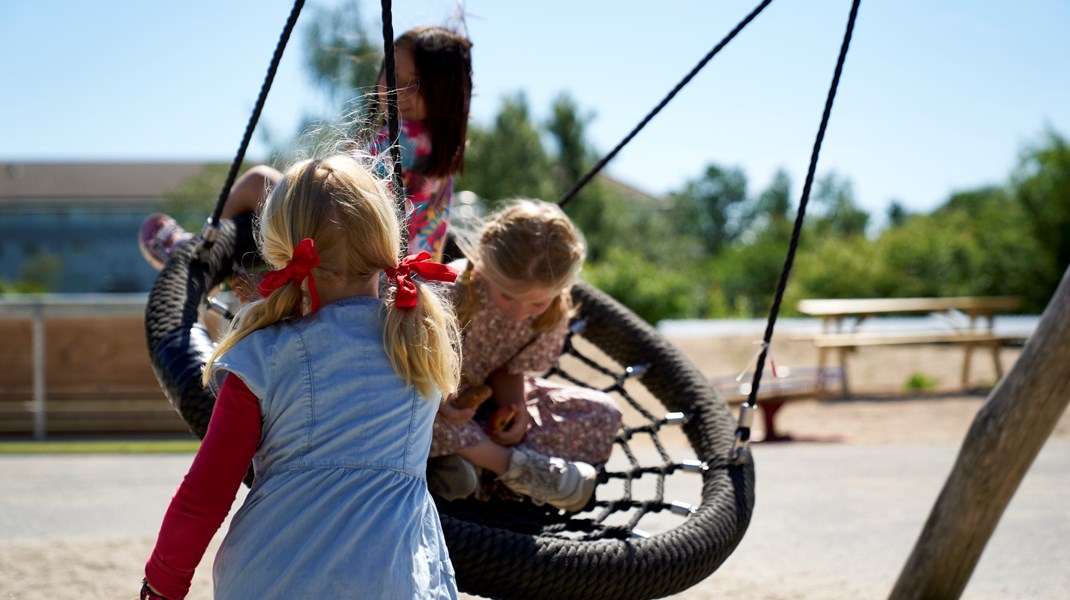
[2,437,1067,599]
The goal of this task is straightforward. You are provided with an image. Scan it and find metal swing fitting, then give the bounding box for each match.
[679,459,708,473]
[204,296,235,321]
[193,218,222,261]
[670,500,696,516]
[729,402,758,460]
[663,412,688,425]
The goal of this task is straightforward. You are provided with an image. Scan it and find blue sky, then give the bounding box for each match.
[3,0,1068,224]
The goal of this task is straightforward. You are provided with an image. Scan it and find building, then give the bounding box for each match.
[0,162,209,293]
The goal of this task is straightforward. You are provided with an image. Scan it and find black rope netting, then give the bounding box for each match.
[433,281,751,599]
[146,217,754,598]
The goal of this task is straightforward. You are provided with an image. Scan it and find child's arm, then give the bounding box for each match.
[487,368,525,407]
[143,374,261,600]
[486,368,531,446]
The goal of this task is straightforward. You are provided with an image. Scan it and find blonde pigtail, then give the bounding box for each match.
[453,261,480,330]
[201,282,305,387]
[381,279,462,399]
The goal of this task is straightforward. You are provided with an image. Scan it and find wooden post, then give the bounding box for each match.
[889,266,1070,599]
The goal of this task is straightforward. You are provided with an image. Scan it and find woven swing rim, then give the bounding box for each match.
[142,217,755,600]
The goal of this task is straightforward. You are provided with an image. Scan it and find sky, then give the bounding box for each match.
[3,0,1069,225]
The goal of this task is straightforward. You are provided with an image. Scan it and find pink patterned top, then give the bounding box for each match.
[370,119,453,262]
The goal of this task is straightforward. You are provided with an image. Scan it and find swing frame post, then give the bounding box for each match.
[889,263,1070,599]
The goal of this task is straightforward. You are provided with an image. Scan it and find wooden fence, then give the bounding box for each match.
[0,295,190,438]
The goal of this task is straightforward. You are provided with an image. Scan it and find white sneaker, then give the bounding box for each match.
[427,455,479,501]
[499,448,597,512]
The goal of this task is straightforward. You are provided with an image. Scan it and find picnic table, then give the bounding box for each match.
[797,296,1025,397]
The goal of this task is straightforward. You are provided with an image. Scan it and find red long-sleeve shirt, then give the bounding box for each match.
[144,374,261,599]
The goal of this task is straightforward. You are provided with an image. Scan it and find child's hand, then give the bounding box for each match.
[487,404,529,446]
[450,383,492,409]
[438,399,476,424]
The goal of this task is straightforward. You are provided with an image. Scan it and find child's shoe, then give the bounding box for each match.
[139,213,192,270]
[498,447,596,512]
[427,455,480,501]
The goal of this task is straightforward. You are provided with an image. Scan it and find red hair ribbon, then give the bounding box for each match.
[256,238,321,313]
[385,251,459,309]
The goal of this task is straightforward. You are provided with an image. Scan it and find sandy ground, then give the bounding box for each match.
[1,333,1068,599]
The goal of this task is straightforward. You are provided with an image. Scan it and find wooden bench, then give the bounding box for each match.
[797,296,1025,397]
[711,366,843,441]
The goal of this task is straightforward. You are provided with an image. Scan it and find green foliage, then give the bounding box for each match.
[1012,128,1070,303]
[582,248,704,324]
[904,372,938,393]
[809,172,869,237]
[886,200,909,228]
[668,165,750,255]
[16,254,62,293]
[302,0,380,111]
[0,276,50,294]
[707,224,795,317]
[160,164,257,232]
[281,2,1070,324]
[789,234,881,304]
[752,169,793,228]
[456,93,556,207]
[545,93,593,188]
[0,250,63,294]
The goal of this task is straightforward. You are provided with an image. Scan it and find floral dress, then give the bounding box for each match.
[429,274,622,467]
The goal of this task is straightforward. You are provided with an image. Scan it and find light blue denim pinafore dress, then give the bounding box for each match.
[208,296,457,599]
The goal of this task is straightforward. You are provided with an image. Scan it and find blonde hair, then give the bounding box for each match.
[456,199,586,332]
[203,155,461,398]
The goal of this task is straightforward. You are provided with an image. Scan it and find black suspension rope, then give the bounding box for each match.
[380,0,409,253]
[208,0,305,229]
[735,0,863,450]
[556,0,774,208]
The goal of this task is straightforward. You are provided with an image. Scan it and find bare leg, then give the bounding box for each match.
[220,165,283,219]
[456,440,512,475]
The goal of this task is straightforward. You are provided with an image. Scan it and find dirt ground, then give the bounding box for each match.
[2,333,1068,599]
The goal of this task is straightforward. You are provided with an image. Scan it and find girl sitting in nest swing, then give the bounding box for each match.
[428,199,623,513]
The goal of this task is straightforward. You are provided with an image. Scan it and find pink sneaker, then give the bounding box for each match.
[139,213,192,270]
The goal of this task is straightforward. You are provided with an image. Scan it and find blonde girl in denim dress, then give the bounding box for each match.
[140,154,462,599]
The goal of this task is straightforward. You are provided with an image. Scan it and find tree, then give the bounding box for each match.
[545,93,593,189]
[1012,128,1070,289]
[302,0,381,114]
[582,247,704,324]
[809,172,868,237]
[543,93,636,262]
[886,200,909,228]
[934,186,1049,310]
[160,164,256,232]
[753,168,793,228]
[668,164,750,255]
[455,93,555,208]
